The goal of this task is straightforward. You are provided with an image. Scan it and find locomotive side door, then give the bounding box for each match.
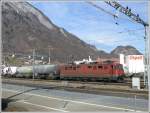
[111,65,115,75]
[111,64,119,78]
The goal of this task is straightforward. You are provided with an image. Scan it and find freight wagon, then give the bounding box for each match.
[33,64,60,79]
[16,66,33,78]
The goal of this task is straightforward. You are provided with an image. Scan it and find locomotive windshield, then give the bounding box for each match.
[118,64,123,69]
[112,64,123,70]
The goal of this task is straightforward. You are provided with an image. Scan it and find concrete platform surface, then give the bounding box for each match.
[2,83,148,112]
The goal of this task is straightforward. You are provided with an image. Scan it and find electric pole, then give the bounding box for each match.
[88,1,149,88]
[148,3,150,112]
[32,49,35,80]
[105,1,149,26]
[104,0,149,88]
[49,47,51,64]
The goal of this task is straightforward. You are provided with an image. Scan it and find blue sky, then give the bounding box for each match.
[29,1,148,53]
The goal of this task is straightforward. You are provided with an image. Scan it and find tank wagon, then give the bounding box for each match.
[33,64,60,79]
[60,63,125,81]
[15,64,60,79]
[16,66,33,78]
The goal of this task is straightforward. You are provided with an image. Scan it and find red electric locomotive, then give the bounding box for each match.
[60,62,125,81]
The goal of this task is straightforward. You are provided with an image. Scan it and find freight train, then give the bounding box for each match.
[2,62,125,82]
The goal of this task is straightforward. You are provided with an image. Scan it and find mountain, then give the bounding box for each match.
[2,2,101,63]
[2,2,142,63]
[110,45,142,56]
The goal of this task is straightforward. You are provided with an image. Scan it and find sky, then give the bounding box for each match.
[29,1,148,53]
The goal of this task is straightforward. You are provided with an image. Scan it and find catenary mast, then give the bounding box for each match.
[87,1,149,88]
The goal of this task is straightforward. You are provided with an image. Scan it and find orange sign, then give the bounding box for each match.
[130,56,143,60]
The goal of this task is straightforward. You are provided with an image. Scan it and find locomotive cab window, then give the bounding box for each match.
[88,66,92,68]
[65,66,72,70]
[69,66,72,69]
[98,66,103,69]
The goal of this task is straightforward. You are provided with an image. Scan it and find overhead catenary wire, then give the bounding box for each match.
[86,1,137,26]
[86,1,118,19]
[88,39,144,45]
[118,28,145,38]
[103,1,149,88]
[105,1,148,27]
[118,28,144,34]
[86,1,146,39]
[87,1,148,88]
[86,1,147,39]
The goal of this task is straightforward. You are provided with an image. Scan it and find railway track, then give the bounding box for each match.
[2,77,144,87]
[2,77,148,99]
